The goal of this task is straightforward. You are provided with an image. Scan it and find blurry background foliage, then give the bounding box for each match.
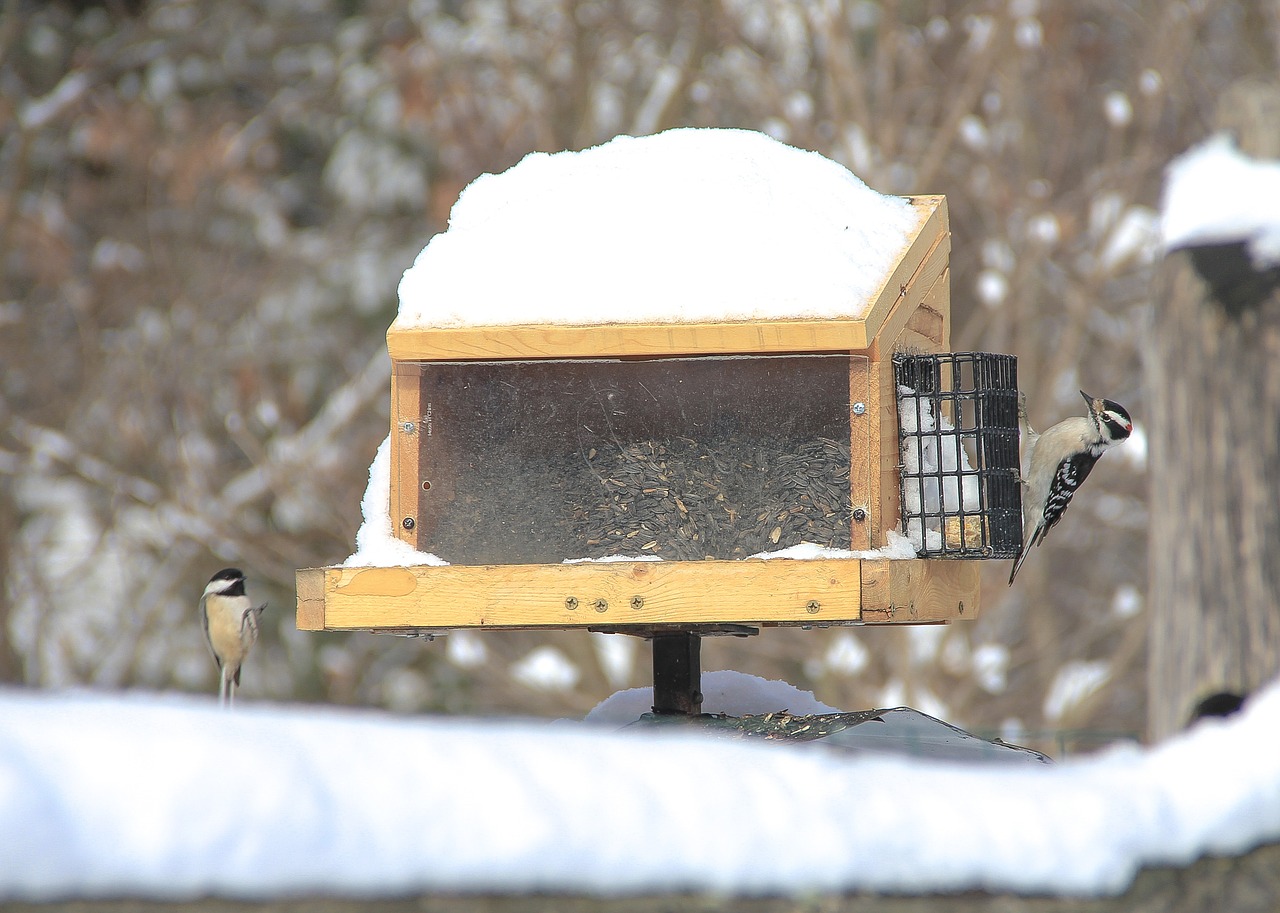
[1,0,1275,752]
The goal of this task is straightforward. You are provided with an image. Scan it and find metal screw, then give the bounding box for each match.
[565,597,579,611]
[806,600,821,614]
[852,402,866,415]
[630,596,645,610]
[593,598,609,613]
[958,601,965,615]
[852,507,867,522]
[400,421,416,434]
[401,517,415,530]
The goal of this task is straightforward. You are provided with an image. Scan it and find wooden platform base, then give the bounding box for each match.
[295,558,978,634]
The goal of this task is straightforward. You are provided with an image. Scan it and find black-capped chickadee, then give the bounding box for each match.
[199,567,267,708]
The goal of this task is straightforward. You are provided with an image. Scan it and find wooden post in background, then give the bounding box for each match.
[1146,80,1280,740]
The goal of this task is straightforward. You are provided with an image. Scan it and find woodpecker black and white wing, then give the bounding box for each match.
[1031,451,1100,547]
[1008,451,1100,584]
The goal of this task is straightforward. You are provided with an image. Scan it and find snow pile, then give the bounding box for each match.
[747,531,919,561]
[344,435,447,567]
[1161,133,1280,269]
[396,128,917,328]
[586,669,840,723]
[2,677,1279,901]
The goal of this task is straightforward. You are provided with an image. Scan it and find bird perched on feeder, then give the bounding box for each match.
[199,568,267,707]
[1008,391,1133,584]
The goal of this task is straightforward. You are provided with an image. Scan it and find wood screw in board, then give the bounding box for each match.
[402,517,415,530]
[806,600,821,614]
[631,596,644,610]
[852,402,866,415]
[565,596,579,610]
[593,598,608,613]
[400,421,415,434]
[852,507,867,522]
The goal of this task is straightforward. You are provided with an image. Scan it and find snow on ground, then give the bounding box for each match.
[395,127,917,329]
[1161,133,1280,268]
[2,674,1279,902]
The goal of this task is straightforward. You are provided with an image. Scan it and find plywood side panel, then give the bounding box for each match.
[858,196,949,345]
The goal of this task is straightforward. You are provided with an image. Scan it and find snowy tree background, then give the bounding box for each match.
[1,0,1275,750]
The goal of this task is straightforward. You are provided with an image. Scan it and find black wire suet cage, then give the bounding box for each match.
[893,352,1022,558]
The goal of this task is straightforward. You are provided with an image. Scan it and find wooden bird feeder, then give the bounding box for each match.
[296,195,1022,713]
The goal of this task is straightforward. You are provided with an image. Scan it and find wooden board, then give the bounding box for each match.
[295,557,980,632]
[389,363,422,546]
[385,196,948,361]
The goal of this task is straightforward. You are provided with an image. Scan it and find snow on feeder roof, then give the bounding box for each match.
[395,127,918,331]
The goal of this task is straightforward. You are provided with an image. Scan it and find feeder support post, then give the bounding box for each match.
[651,632,702,715]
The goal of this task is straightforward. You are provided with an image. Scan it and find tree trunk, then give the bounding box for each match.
[1145,81,1280,740]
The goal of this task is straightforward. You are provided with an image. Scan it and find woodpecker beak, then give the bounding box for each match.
[1079,390,1095,408]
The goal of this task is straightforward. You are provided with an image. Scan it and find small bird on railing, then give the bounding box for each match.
[199,568,267,707]
[1009,391,1132,584]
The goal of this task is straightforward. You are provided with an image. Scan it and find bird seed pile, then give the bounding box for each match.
[560,435,853,560]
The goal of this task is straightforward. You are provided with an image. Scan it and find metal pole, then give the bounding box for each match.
[651,632,702,715]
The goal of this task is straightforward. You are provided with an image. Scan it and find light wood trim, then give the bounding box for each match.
[848,356,873,551]
[385,196,948,361]
[296,567,326,631]
[298,560,861,629]
[859,559,979,623]
[389,320,874,362]
[389,365,422,546]
[295,555,982,631]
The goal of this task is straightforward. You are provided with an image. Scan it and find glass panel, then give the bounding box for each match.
[409,355,855,565]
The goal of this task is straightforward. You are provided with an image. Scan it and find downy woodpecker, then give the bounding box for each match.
[1008,391,1132,584]
[199,568,267,707]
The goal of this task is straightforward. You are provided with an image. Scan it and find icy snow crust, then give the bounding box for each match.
[396,128,917,328]
[2,677,1279,901]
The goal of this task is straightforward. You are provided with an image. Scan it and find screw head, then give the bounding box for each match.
[806,600,821,614]
[565,597,579,610]
[852,402,866,415]
[630,596,645,610]
[402,517,415,530]
[593,598,609,613]
[852,507,867,522]
[400,421,416,434]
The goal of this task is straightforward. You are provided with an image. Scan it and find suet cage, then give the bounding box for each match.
[894,352,1023,559]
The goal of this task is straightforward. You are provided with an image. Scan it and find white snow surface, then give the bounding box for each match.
[396,128,917,328]
[3,675,1280,901]
[1161,133,1280,268]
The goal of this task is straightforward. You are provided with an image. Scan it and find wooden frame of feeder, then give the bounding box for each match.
[297,195,979,636]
